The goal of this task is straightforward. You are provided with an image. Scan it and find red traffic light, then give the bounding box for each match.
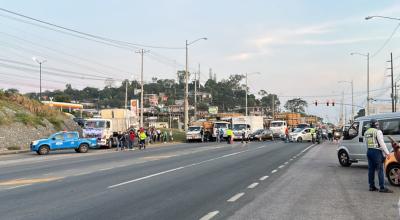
[326,101,329,106]
[332,101,335,106]
[315,101,318,106]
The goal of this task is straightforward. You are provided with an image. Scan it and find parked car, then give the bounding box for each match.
[289,128,312,142]
[337,112,398,167]
[30,131,98,155]
[385,150,400,186]
[258,129,274,141]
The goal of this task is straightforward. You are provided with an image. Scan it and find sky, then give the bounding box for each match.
[1,0,400,123]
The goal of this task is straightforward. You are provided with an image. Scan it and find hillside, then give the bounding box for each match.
[0,91,81,151]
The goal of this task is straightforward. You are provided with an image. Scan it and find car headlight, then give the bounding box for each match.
[32,140,39,145]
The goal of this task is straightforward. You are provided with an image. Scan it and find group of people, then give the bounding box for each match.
[112,127,173,151]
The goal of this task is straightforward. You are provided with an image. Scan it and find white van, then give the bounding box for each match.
[337,112,398,167]
[270,120,287,137]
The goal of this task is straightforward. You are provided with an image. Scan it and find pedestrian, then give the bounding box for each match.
[162,130,168,143]
[169,129,173,142]
[226,127,233,144]
[241,129,246,143]
[219,128,224,143]
[128,129,136,150]
[285,126,289,143]
[216,129,220,143]
[156,129,161,142]
[113,131,119,150]
[365,119,392,193]
[200,128,204,142]
[139,128,147,150]
[117,131,125,151]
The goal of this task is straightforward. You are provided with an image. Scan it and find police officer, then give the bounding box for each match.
[310,127,316,144]
[139,128,147,150]
[226,128,233,144]
[365,119,392,193]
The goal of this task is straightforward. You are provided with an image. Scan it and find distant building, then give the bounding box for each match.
[369,103,393,115]
[144,94,159,107]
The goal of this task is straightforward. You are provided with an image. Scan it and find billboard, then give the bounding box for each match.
[208,106,218,114]
[130,99,139,117]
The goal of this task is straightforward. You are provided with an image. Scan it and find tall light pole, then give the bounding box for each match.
[365,15,400,21]
[244,72,261,116]
[136,49,149,128]
[32,57,46,101]
[184,37,207,131]
[338,80,354,121]
[350,52,369,115]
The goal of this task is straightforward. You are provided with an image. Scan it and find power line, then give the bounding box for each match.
[371,23,400,58]
[0,7,184,50]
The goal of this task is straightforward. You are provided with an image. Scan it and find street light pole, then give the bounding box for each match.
[136,49,149,128]
[243,72,260,116]
[32,57,46,101]
[245,73,248,116]
[350,52,369,115]
[184,37,207,131]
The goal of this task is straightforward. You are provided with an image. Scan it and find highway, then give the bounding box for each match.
[0,141,313,220]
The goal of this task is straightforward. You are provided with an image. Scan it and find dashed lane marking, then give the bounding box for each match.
[259,176,269,181]
[0,177,63,186]
[227,192,245,202]
[199,211,219,220]
[247,182,259,189]
[284,161,289,165]
[271,169,277,174]
[278,165,285,169]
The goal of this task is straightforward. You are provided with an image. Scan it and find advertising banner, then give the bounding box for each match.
[130,99,139,117]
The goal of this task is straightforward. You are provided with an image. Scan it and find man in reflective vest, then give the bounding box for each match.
[226,128,233,144]
[310,127,316,144]
[365,119,392,193]
[139,128,147,150]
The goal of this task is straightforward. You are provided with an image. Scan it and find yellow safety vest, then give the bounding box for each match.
[365,128,379,149]
[139,132,147,140]
[226,129,233,136]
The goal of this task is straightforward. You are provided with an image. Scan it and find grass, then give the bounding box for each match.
[7,146,21,151]
[160,128,186,142]
[47,116,63,130]
[14,112,45,127]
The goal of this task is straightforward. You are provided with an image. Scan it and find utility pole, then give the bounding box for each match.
[395,83,398,112]
[185,40,189,131]
[272,95,275,119]
[245,73,248,116]
[351,80,354,122]
[390,52,395,112]
[194,69,197,121]
[136,49,149,128]
[125,80,128,129]
[32,57,46,101]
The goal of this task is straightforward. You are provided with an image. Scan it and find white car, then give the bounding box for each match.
[289,128,312,142]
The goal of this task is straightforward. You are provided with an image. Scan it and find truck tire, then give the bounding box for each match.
[78,144,89,153]
[107,139,113,149]
[37,145,50,155]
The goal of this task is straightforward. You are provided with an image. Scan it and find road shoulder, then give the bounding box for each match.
[230,142,400,220]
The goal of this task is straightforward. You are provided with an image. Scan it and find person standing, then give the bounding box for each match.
[128,130,136,150]
[310,127,316,144]
[139,128,147,150]
[365,119,392,193]
[226,127,233,144]
[285,127,289,143]
[169,129,173,142]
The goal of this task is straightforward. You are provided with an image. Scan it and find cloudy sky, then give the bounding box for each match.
[1,0,400,123]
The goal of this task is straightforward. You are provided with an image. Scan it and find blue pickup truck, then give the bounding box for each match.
[30,131,98,155]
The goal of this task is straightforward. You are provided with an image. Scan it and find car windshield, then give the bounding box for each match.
[233,124,247,130]
[253,129,264,134]
[188,127,201,131]
[271,122,283,127]
[292,128,302,133]
[85,121,105,128]
[214,123,228,129]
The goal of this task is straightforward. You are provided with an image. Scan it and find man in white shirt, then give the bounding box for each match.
[365,119,392,193]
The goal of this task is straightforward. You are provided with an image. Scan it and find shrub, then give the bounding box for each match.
[14,112,45,127]
[47,116,63,130]
[7,146,21,150]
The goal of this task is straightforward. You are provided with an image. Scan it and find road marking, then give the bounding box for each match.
[271,169,277,174]
[107,145,272,189]
[0,177,62,186]
[108,166,185,189]
[99,168,113,171]
[259,176,269,181]
[247,182,259,189]
[200,211,219,220]
[284,161,289,165]
[289,158,293,161]
[227,192,245,202]
[293,156,297,159]
[278,165,285,169]
[6,184,32,190]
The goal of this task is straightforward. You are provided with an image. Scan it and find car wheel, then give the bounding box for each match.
[78,144,89,153]
[338,150,351,167]
[386,164,400,186]
[297,137,302,143]
[37,145,50,155]
[259,137,262,141]
[107,140,113,149]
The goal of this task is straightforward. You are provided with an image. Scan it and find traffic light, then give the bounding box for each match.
[326,101,329,106]
[314,101,318,106]
[332,101,335,106]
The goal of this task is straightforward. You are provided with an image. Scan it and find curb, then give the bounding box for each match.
[0,149,30,156]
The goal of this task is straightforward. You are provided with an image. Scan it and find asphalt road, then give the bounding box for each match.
[0,140,312,220]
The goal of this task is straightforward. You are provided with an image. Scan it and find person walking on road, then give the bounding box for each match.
[139,128,147,150]
[365,119,392,193]
[285,127,290,143]
[226,127,233,144]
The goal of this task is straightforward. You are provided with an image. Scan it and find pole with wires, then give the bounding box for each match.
[136,49,149,128]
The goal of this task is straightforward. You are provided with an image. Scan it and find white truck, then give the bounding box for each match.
[186,126,204,142]
[231,116,264,140]
[82,109,138,148]
[269,120,288,138]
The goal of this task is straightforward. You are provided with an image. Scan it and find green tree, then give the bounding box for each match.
[284,98,308,113]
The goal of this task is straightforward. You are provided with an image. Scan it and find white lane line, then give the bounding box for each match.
[108,166,185,189]
[293,156,297,159]
[99,168,113,171]
[284,161,289,165]
[259,176,269,181]
[108,145,272,189]
[200,211,219,220]
[271,169,277,174]
[6,184,32,190]
[278,165,285,169]
[289,158,293,161]
[247,182,259,189]
[227,192,245,202]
